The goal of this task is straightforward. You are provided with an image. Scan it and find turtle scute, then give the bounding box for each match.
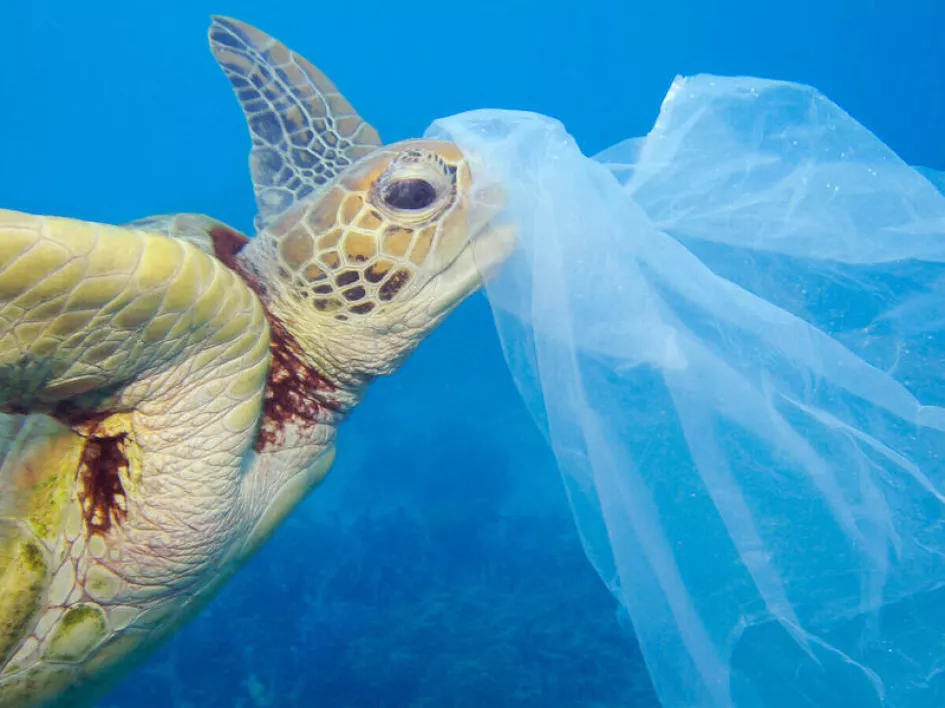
[0,527,48,669]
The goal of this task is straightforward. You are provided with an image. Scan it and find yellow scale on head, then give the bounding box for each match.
[267,139,475,321]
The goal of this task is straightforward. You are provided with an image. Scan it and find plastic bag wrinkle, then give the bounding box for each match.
[427,74,945,707]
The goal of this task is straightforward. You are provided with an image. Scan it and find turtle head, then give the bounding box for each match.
[239,138,514,388]
[209,16,514,393]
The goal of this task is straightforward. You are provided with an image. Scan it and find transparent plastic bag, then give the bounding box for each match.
[426,75,945,707]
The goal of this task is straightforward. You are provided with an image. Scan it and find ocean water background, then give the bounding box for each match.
[1,1,943,706]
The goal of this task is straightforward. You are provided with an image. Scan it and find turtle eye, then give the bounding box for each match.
[382,179,438,211]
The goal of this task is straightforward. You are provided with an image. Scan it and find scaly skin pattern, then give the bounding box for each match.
[208,15,384,234]
[0,210,295,706]
[0,123,511,708]
[0,15,515,707]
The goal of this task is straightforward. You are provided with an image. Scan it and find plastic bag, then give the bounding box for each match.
[425,75,945,707]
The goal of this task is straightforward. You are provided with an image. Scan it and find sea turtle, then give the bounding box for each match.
[0,16,514,707]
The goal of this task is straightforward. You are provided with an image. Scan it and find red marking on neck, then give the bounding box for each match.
[208,225,249,270]
[78,431,129,536]
[48,407,129,536]
[209,225,340,453]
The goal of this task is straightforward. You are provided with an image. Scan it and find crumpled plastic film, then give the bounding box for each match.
[426,75,945,707]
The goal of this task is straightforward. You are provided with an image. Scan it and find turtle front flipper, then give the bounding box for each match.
[208,16,383,232]
[0,209,272,706]
[0,208,266,415]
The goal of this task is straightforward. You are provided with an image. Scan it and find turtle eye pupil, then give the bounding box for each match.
[383,179,438,210]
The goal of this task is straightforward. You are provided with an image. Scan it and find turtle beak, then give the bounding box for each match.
[426,191,517,318]
[420,160,517,318]
[466,180,517,283]
[425,225,516,318]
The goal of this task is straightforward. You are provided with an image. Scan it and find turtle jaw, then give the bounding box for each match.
[411,173,517,318]
[424,219,518,318]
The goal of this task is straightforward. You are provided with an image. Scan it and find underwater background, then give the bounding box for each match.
[1,0,943,705]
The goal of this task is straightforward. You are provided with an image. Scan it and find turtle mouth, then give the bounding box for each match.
[465,218,517,284]
[465,181,516,277]
[425,190,517,318]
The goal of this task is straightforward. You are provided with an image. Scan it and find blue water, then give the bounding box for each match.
[1,1,943,706]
